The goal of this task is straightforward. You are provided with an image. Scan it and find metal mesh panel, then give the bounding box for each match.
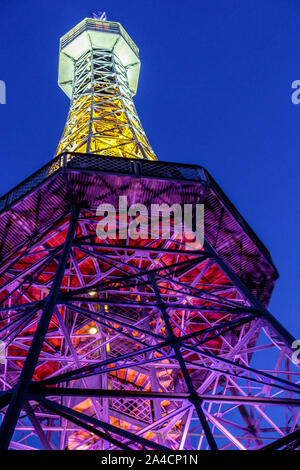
[109,336,136,358]
[107,306,141,321]
[68,154,132,174]
[139,160,205,182]
[110,378,153,424]
[0,163,53,213]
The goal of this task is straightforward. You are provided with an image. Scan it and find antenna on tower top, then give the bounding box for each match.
[91,10,107,21]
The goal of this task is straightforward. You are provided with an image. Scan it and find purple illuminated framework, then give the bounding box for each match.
[0,152,299,450]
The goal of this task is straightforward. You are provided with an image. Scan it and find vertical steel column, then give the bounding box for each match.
[0,205,79,450]
[148,273,218,450]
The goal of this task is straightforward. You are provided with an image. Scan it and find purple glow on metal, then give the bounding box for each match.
[0,152,298,450]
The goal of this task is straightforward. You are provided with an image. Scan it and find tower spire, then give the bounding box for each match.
[56,18,156,160]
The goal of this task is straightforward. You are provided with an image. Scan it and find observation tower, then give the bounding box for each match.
[0,17,299,451]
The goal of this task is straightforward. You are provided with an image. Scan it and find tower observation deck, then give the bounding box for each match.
[0,17,299,451]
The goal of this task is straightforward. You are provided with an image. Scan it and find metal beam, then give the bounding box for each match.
[0,205,79,450]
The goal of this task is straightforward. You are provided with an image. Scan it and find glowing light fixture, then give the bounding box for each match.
[89,326,98,335]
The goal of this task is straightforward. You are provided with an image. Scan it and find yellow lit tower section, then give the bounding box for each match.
[56,18,156,160]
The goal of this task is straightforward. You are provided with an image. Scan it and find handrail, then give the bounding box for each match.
[0,152,207,215]
[60,19,139,57]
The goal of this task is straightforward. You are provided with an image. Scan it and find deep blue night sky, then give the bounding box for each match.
[0,0,299,337]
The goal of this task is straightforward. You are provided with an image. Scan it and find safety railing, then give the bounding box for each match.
[60,18,139,57]
[0,152,208,215]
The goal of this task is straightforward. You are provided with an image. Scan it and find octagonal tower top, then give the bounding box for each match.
[58,18,140,98]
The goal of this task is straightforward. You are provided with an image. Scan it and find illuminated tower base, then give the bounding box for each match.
[0,18,299,451]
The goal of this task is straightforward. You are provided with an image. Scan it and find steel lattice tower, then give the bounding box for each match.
[0,17,299,451]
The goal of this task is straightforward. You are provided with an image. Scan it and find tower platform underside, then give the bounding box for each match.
[0,153,299,450]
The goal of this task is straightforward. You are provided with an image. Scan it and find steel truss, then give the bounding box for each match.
[55,47,156,161]
[0,194,299,450]
[0,16,298,452]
